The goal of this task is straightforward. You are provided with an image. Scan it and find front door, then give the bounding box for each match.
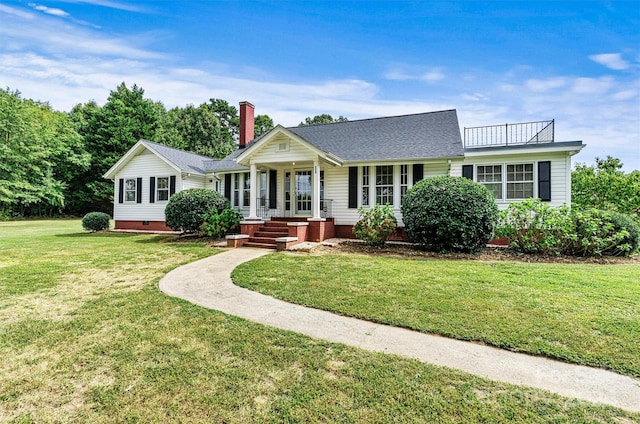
[294,170,312,216]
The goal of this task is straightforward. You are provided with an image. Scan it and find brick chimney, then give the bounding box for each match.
[239,101,254,148]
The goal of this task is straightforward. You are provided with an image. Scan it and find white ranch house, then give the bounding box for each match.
[104,102,584,247]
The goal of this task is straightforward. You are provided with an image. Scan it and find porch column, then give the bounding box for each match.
[312,158,321,219]
[248,162,259,219]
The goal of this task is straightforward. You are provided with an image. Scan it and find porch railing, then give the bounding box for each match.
[257,198,333,219]
[464,120,554,148]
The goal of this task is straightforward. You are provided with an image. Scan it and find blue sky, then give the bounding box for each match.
[1,0,638,170]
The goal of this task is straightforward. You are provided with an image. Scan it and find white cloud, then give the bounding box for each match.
[420,71,445,82]
[58,0,144,12]
[384,64,446,83]
[589,53,630,71]
[0,4,35,19]
[28,3,69,17]
[525,78,567,92]
[0,5,164,59]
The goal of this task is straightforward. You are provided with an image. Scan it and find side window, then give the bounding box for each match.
[125,178,137,202]
[156,177,170,201]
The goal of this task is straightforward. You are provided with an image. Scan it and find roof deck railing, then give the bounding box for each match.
[464,119,554,148]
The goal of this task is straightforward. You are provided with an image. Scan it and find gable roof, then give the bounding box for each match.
[103,139,214,179]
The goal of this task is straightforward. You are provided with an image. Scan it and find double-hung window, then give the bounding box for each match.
[477,165,503,200]
[156,177,170,201]
[243,172,251,207]
[361,166,370,206]
[506,164,534,199]
[125,178,137,202]
[375,165,394,205]
[400,164,409,200]
[233,174,240,207]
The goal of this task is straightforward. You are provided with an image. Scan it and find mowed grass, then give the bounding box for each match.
[1,221,638,423]
[233,252,640,378]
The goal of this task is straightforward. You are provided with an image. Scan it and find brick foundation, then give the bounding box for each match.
[115,220,173,231]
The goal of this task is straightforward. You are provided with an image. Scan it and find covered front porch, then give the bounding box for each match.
[228,125,343,248]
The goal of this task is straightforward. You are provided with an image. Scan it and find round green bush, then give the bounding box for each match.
[82,212,111,232]
[165,189,230,233]
[401,176,499,253]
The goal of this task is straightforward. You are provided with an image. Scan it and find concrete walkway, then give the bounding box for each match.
[159,248,640,413]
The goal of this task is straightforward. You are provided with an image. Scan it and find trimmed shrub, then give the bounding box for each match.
[401,176,499,253]
[165,189,230,233]
[82,212,110,232]
[201,208,243,238]
[496,198,573,255]
[567,209,639,257]
[353,203,398,247]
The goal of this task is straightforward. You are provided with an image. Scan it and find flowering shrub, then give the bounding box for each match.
[353,203,397,247]
[496,199,572,255]
[201,208,243,238]
[497,199,639,257]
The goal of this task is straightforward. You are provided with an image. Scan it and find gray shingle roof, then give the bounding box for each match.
[142,140,213,175]
[287,109,464,161]
[147,109,464,173]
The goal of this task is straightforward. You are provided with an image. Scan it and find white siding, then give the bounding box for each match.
[249,134,318,164]
[453,151,570,208]
[324,166,360,225]
[112,152,205,221]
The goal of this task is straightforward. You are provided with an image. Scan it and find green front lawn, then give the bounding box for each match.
[232,251,640,378]
[1,220,638,422]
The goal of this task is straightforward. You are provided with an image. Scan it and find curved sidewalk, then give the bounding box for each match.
[159,248,640,413]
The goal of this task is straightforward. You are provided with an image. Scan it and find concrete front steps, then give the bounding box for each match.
[244,221,288,248]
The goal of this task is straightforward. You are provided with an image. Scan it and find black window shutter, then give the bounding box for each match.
[118,179,124,203]
[538,161,551,201]
[169,176,176,196]
[348,166,358,209]
[462,165,473,180]
[136,177,142,203]
[224,174,232,201]
[149,177,155,203]
[269,170,277,209]
[413,164,424,184]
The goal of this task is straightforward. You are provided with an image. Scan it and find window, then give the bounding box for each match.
[243,172,251,207]
[507,164,534,199]
[260,172,267,207]
[362,166,369,206]
[477,165,502,200]
[400,164,408,200]
[156,177,170,201]
[285,172,291,211]
[375,165,393,205]
[125,178,137,202]
[233,174,240,207]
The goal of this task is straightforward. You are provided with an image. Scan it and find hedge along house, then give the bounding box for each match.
[104,102,584,246]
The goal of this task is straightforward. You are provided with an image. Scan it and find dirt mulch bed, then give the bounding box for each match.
[313,241,640,265]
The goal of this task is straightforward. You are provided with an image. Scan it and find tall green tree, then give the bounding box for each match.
[155,104,231,158]
[572,156,640,218]
[0,88,89,217]
[299,114,348,126]
[68,83,163,214]
[254,114,274,137]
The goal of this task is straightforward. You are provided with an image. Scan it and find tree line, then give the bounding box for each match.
[1,83,276,217]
